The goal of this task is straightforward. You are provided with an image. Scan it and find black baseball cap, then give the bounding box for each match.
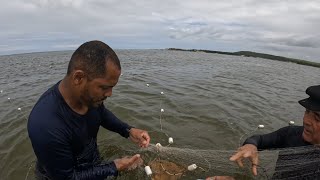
[299,85,320,111]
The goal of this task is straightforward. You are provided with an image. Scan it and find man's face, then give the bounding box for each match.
[81,61,121,108]
[302,109,320,144]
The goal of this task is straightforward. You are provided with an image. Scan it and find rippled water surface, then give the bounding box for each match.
[0,50,319,179]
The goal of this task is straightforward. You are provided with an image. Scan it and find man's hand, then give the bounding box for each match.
[229,144,259,176]
[129,128,150,148]
[114,154,143,171]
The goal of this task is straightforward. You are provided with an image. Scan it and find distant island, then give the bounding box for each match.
[167,48,320,68]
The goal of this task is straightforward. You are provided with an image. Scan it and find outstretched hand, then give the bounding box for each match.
[229,144,259,176]
[129,128,150,148]
[114,154,143,171]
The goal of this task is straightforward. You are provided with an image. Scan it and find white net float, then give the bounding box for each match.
[156,143,162,148]
[145,166,152,176]
[187,164,197,171]
[168,137,173,144]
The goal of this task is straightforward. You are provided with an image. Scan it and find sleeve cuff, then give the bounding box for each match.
[243,136,259,147]
[110,161,119,176]
[124,126,133,138]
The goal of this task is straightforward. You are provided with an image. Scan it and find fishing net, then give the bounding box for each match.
[111,143,320,180]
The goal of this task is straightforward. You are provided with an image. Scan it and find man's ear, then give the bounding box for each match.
[72,70,86,85]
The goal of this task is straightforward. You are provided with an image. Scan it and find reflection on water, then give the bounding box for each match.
[0,50,319,179]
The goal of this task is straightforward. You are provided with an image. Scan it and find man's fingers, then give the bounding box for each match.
[252,156,258,176]
[229,151,243,161]
[129,154,141,165]
[114,154,143,171]
[230,145,259,176]
[140,143,147,148]
[124,154,144,171]
[139,132,150,147]
[142,133,150,144]
[252,164,258,176]
[243,151,252,158]
[132,154,140,160]
[130,129,150,147]
[236,159,244,168]
[230,151,245,168]
[206,177,216,180]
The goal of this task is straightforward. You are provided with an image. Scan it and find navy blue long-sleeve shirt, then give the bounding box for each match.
[28,82,132,180]
[243,126,310,149]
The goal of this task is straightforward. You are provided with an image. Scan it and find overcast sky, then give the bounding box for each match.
[1,0,320,62]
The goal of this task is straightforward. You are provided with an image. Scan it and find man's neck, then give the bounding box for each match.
[58,78,89,115]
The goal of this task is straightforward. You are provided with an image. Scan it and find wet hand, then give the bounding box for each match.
[114,154,143,171]
[229,144,258,176]
[129,128,150,148]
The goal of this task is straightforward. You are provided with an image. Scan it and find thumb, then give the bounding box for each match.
[129,154,141,164]
[230,152,242,161]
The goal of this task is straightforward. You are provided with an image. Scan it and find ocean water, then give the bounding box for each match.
[0,50,319,179]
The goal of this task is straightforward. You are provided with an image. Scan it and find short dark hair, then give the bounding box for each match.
[67,40,121,79]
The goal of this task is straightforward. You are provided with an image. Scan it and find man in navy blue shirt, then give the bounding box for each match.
[229,85,320,179]
[206,85,320,180]
[28,40,150,179]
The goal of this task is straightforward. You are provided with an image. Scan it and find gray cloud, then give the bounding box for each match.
[0,0,319,62]
[272,36,320,48]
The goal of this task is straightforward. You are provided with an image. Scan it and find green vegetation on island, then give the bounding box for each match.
[167,48,320,68]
